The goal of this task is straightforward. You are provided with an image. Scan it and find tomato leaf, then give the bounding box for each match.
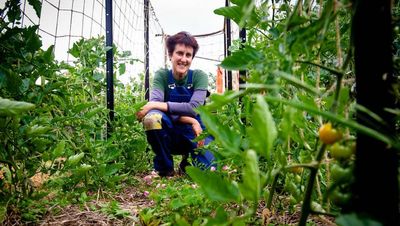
[66,153,85,166]
[214,6,242,25]
[52,141,66,158]
[0,98,35,116]
[27,0,42,17]
[205,90,245,110]
[238,150,261,202]
[42,45,55,62]
[214,1,259,28]
[187,167,240,202]
[247,95,277,159]
[274,70,320,96]
[336,213,382,226]
[0,205,6,224]
[220,46,263,71]
[119,63,126,75]
[197,106,241,157]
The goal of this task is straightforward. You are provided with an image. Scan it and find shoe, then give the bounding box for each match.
[158,170,175,177]
[178,160,191,175]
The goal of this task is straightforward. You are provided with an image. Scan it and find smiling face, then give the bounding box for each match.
[170,43,194,80]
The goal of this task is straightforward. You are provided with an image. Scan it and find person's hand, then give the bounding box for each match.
[191,121,202,137]
[177,116,205,147]
[191,121,205,147]
[136,102,151,121]
[136,102,168,121]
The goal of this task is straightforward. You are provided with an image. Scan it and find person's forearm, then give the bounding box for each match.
[167,90,207,116]
[179,116,204,146]
[136,101,168,120]
[146,101,168,112]
[179,116,198,125]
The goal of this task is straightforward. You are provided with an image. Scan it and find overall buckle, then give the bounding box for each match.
[168,83,176,89]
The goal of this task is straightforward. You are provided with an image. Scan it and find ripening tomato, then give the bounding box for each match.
[288,166,303,174]
[318,123,342,144]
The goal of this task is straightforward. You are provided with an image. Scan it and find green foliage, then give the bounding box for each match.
[185,0,398,225]
[238,150,261,203]
[0,97,35,116]
[246,95,277,159]
[0,1,150,223]
[0,0,398,224]
[100,200,131,219]
[27,0,41,17]
[144,177,217,225]
[220,46,263,70]
[214,0,259,28]
[336,213,383,226]
[139,208,162,226]
[187,167,240,202]
[0,205,5,223]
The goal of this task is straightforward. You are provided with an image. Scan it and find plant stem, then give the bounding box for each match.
[298,144,327,226]
[267,171,280,209]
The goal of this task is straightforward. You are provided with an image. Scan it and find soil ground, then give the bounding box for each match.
[3,171,336,226]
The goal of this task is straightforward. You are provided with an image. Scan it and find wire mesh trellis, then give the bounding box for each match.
[13,0,165,84]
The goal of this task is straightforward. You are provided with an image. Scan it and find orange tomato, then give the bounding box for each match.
[318,123,342,144]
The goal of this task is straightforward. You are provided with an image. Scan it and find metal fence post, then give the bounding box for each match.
[106,0,114,137]
[225,0,232,90]
[239,28,246,88]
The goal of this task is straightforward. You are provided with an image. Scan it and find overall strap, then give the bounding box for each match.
[168,70,194,90]
[186,70,193,89]
[167,70,175,89]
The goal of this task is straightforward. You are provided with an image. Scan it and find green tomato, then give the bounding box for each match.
[331,163,351,182]
[289,195,298,205]
[25,52,33,61]
[330,143,353,160]
[330,190,351,206]
[294,175,302,184]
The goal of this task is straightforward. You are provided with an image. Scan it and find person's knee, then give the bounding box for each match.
[143,111,163,131]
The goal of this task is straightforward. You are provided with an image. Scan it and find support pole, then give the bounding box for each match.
[351,0,399,224]
[144,0,150,100]
[164,34,168,69]
[239,28,247,124]
[225,0,232,90]
[105,0,114,137]
[239,28,246,89]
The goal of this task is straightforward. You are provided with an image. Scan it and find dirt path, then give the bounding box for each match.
[3,171,336,225]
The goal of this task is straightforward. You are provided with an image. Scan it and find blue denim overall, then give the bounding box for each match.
[145,70,215,174]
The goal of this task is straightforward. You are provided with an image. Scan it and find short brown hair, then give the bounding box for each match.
[166,31,199,58]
